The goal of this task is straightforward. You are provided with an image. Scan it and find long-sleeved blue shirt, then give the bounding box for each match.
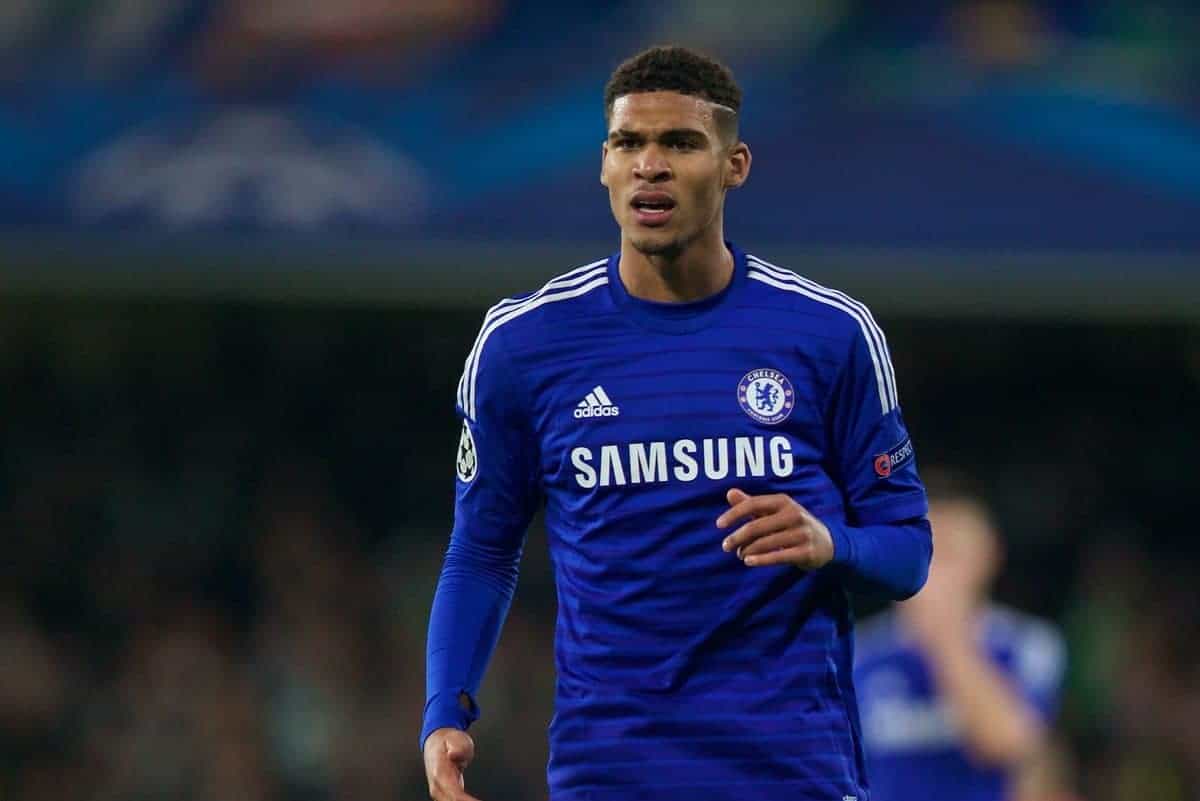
[424,244,932,801]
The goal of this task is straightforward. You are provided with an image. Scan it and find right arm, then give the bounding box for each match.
[422,326,541,799]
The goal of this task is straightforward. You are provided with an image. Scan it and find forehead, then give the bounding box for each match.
[929,500,995,546]
[608,91,719,135]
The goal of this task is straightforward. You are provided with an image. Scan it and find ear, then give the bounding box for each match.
[724,142,751,190]
[600,140,609,187]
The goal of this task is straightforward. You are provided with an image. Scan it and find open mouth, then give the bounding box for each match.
[631,192,676,225]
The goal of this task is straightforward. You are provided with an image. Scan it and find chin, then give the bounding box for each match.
[629,230,689,258]
[631,239,678,257]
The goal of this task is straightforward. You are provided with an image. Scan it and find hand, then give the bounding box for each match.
[716,488,835,569]
[423,727,482,801]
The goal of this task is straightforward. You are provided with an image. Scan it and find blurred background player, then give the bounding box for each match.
[854,469,1068,801]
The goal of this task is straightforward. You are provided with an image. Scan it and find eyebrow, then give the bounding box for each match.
[608,127,710,143]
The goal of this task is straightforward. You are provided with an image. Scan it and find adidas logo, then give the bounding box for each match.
[574,385,620,419]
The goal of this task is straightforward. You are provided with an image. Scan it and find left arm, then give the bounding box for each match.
[827,516,931,599]
[719,313,932,598]
[718,491,930,600]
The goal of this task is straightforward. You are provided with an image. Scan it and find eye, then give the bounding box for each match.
[613,138,638,150]
[669,140,699,151]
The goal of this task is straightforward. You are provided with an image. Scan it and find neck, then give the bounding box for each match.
[618,225,733,303]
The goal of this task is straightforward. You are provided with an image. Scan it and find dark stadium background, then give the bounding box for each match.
[1,2,1198,800]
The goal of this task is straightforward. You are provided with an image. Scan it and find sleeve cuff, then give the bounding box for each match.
[828,520,857,568]
[420,690,479,752]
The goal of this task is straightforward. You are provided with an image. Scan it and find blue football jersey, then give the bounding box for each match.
[854,606,1066,801]
[442,243,928,800]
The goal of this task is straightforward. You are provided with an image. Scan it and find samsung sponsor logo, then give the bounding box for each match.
[571,435,794,488]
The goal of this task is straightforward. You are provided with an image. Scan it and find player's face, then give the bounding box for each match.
[927,499,1000,601]
[601,91,749,258]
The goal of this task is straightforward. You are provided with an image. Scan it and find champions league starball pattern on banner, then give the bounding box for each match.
[737,369,795,425]
[5,2,1200,253]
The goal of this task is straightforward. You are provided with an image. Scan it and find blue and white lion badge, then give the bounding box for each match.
[737,369,795,425]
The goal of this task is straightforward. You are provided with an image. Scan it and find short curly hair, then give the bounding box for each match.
[604,45,742,142]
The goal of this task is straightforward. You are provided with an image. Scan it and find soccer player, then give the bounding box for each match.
[422,45,933,801]
[854,470,1066,801]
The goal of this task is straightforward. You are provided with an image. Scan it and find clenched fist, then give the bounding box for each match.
[423,727,481,801]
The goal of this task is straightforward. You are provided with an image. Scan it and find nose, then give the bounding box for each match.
[633,145,671,183]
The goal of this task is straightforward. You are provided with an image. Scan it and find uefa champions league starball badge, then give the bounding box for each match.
[456,420,477,482]
[737,369,795,425]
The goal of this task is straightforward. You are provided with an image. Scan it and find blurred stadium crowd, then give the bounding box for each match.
[2,0,1197,81]
[1,304,1198,801]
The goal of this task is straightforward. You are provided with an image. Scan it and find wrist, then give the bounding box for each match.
[420,690,477,752]
[827,521,856,567]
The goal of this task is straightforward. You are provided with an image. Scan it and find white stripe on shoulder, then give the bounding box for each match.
[746,258,894,415]
[461,269,609,420]
[748,255,897,411]
[483,258,607,320]
[456,259,607,412]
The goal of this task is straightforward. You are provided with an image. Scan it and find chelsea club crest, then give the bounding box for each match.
[737,369,795,425]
